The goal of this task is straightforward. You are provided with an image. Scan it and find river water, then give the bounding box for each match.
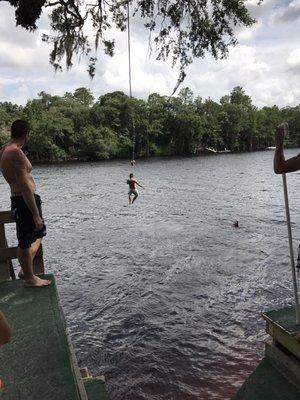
[1,150,300,399]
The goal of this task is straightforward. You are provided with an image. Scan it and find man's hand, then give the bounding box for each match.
[33,214,43,231]
[275,125,285,148]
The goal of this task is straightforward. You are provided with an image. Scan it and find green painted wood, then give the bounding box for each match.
[0,274,81,400]
[84,379,109,400]
[263,306,300,333]
[231,358,300,400]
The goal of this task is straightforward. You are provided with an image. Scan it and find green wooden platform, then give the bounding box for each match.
[263,306,300,334]
[231,358,300,400]
[0,274,108,400]
[84,379,110,400]
[232,306,300,399]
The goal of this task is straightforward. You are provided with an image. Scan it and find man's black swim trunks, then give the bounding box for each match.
[11,194,47,249]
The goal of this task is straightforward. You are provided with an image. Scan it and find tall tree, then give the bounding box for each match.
[4,0,256,87]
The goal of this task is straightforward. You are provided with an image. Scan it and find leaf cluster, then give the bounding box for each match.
[5,0,256,88]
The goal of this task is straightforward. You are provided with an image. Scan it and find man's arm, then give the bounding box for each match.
[274,127,300,174]
[135,180,145,189]
[12,150,43,230]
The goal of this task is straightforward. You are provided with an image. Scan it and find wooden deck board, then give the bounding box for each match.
[231,358,300,400]
[0,274,83,400]
[84,379,109,400]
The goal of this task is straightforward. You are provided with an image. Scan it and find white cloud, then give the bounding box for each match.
[287,48,300,74]
[0,41,48,69]
[278,0,300,22]
[245,0,276,19]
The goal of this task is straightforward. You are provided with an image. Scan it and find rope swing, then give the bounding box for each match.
[279,123,300,323]
[127,1,136,167]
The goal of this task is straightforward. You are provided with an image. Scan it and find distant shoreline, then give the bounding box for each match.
[30,146,300,166]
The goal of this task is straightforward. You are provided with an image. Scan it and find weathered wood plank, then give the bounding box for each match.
[263,307,300,334]
[0,210,15,224]
[0,245,45,273]
[0,275,83,400]
[67,331,89,400]
[0,224,10,281]
[265,317,300,359]
[5,237,16,279]
[0,245,45,274]
[0,246,18,261]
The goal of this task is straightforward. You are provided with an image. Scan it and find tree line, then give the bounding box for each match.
[0,86,299,162]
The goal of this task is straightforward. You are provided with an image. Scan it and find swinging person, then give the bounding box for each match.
[127,173,145,204]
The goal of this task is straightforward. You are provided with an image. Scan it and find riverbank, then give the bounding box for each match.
[28,145,285,165]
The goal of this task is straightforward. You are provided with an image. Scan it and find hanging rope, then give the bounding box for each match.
[127,1,136,166]
[127,2,132,99]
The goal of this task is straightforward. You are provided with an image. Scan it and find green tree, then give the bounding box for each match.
[147,93,170,155]
[167,89,203,155]
[4,0,256,87]
[2,86,300,162]
[196,98,223,150]
[219,86,257,151]
[96,91,132,133]
[73,87,94,107]
[28,110,74,161]
[0,102,23,146]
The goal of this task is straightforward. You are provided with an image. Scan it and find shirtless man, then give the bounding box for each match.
[0,120,51,287]
[127,173,145,204]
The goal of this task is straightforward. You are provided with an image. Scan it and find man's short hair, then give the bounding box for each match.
[129,173,133,178]
[11,120,30,139]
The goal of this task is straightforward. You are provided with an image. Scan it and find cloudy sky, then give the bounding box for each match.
[0,0,300,107]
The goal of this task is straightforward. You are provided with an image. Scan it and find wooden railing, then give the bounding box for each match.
[0,211,44,281]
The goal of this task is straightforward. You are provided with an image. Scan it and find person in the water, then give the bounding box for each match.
[127,173,145,204]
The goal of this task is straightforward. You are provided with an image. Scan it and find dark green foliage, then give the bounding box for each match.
[0,86,300,162]
[6,0,46,30]
[4,0,256,87]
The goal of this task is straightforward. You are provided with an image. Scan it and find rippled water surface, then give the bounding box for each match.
[1,150,300,399]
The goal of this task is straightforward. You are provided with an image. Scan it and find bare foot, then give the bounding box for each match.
[24,275,51,288]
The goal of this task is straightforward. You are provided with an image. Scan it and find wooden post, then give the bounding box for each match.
[0,210,45,279]
[0,223,10,281]
[282,173,300,323]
